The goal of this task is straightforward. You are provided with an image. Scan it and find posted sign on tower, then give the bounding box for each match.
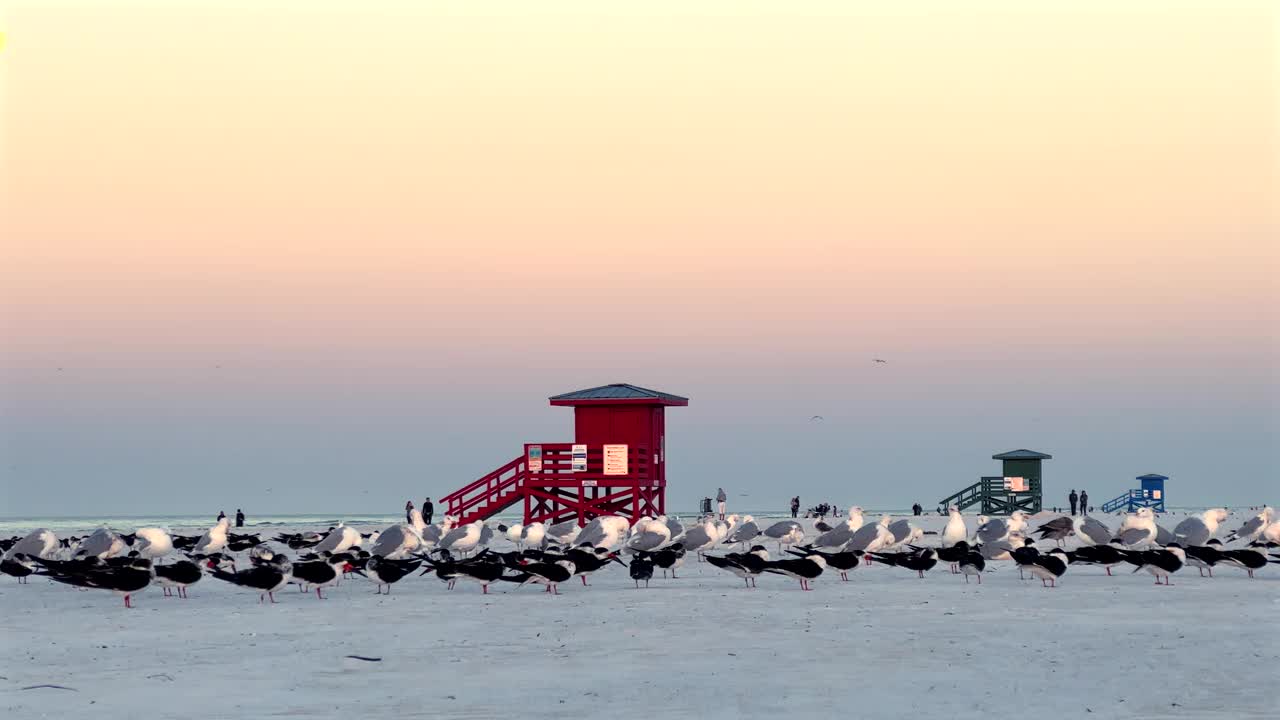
[603,444,628,475]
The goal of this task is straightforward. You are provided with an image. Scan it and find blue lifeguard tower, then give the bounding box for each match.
[1101,473,1167,513]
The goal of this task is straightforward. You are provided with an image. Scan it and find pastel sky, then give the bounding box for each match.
[1,1,1276,516]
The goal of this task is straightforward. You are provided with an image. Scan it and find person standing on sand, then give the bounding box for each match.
[1079,490,1089,515]
[405,500,414,524]
[235,509,245,527]
[1069,489,1079,516]
[790,496,800,518]
[716,487,727,521]
[423,497,434,525]
[217,510,226,522]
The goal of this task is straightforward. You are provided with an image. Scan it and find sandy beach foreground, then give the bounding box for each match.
[2,512,1277,720]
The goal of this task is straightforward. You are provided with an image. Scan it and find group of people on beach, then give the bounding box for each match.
[405,498,434,525]
[215,510,246,527]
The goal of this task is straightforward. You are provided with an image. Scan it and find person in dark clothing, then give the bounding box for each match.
[405,500,414,524]
[790,496,800,518]
[217,510,226,522]
[235,509,245,527]
[912,503,922,516]
[1078,491,1088,515]
[423,497,434,525]
[1068,489,1079,516]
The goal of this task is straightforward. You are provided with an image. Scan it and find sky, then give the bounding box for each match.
[1,1,1276,517]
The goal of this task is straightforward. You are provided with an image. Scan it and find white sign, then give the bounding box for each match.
[1003,476,1027,492]
[582,480,597,487]
[603,444,628,476]
[571,444,588,472]
[528,445,543,473]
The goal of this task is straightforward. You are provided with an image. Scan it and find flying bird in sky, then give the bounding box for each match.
[810,415,824,422]
[872,358,887,364]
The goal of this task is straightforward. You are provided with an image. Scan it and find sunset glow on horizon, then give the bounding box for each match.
[1,1,1276,515]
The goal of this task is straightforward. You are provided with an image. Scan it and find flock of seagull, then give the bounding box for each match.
[2,505,1276,607]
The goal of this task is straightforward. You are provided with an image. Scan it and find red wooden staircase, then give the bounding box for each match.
[438,455,528,525]
[439,443,662,527]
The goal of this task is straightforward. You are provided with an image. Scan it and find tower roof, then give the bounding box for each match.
[1136,473,1168,481]
[992,449,1053,460]
[549,383,689,407]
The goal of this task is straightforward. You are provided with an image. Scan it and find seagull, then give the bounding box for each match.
[130,527,174,560]
[1075,516,1113,546]
[762,520,805,551]
[626,517,672,553]
[678,518,718,560]
[764,553,827,590]
[883,519,923,551]
[1225,507,1275,544]
[193,518,231,556]
[420,517,456,550]
[723,515,761,548]
[369,524,422,559]
[153,559,203,598]
[850,515,895,564]
[498,523,524,548]
[808,507,865,552]
[313,524,361,555]
[1034,516,1076,545]
[210,553,293,603]
[976,511,1030,545]
[706,546,770,587]
[1115,508,1160,548]
[576,516,630,551]
[543,520,580,548]
[519,522,546,550]
[73,528,128,560]
[39,556,154,608]
[941,507,967,548]
[3,528,58,563]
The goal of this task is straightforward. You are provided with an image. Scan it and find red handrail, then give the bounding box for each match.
[440,455,527,521]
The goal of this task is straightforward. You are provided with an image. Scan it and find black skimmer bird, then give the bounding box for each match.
[290,552,357,598]
[1072,542,1127,576]
[1028,549,1068,587]
[446,556,506,594]
[706,546,770,587]
[1220,544,1269,578]
[153,560,203,598]
[958,550,985,583]
[1119,544,1185,585]
[505,560,575,594]
[935,541,971,574]
[868,548,938,578]
[39,557,154,608]
[788,547,858,581]
[226,533,265,553]
[562,546,625,586]
[635,543,686,579]
[763,553,826,590]
[271,531,324,551]
[1011,543,1041,580]
[1,553,37,583]
[1182,543,1225,577]
[210,554,293,603]
[629,554,655,588]
[358,556,422,594]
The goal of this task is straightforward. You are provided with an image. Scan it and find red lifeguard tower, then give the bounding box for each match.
[439,384,689,526]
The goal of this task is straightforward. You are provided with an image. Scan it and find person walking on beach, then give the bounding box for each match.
[1079,490,1089,515]
[217,510,226,522]
[1068,489,1079,516]
[405,500,415,524]
[790,496,800,518]
[423,497,434,525]
[235,509,245,527]
[716,487,727,521]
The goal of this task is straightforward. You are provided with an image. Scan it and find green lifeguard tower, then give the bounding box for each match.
[938,449,1050,515]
